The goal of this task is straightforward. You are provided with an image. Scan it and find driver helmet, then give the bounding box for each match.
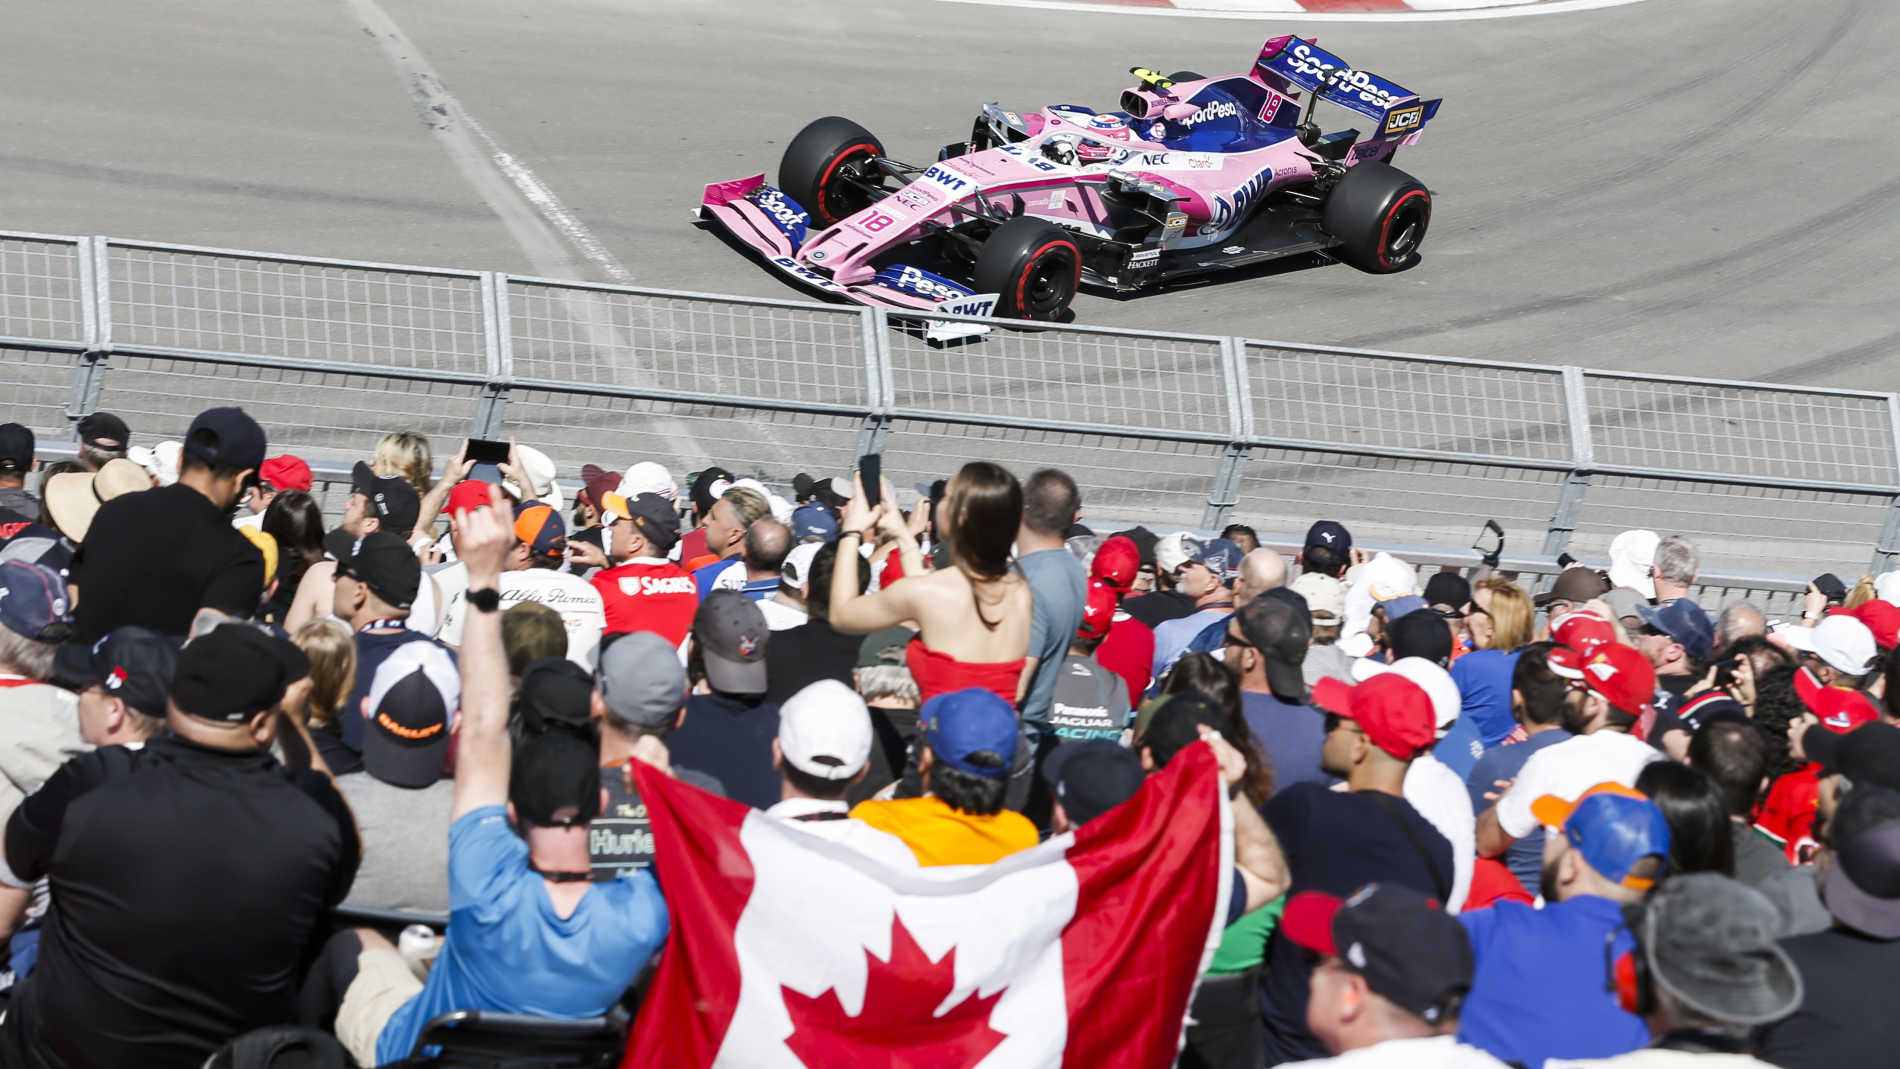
[1076,114,1132,162]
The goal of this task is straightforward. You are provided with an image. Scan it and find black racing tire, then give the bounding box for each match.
[1321,161,1432,273]
[778,117,886,227]
[1167,70,1205,82]
[972,217,1081,321]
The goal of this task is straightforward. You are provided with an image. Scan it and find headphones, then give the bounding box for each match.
[1604,901,1655,1017]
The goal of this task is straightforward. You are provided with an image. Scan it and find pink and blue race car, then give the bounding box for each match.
[699,35,1441,323]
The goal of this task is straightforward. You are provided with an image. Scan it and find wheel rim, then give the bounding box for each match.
[1384,198,1428,262]
[1021,247,1077,318]
[819,148,880,224]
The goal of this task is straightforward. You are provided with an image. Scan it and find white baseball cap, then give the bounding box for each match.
[1780,615,1877,675]
[1360,552,1419,602]
[1350,656,1461,736]
[778,679,874,780]
[1874,569,1900,607]
[1608,529,1660,599]
[618,461,677,502]
[502,444,563,513]
[1155,531,1196,576]
[781,541,822,590]
[1289,572,1346,626]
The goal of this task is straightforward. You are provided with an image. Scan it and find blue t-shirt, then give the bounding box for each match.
[1150,608,1230,686]
[690,558,740,596]
[1240,691,1337,793]
[1433,713,1486,781]
[1019,549,1086,725]
[377,806,668,1063]
[1458,895,1649,1068]
[1450,649,1522,747]
[1465,729,1572,898]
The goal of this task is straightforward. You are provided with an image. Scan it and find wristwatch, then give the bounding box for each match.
[467,587,501,614]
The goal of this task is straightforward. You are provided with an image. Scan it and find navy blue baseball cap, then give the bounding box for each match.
[183,406,266,473]
[792,501,839,542]
[0,560,72,642]
[1305,520,1352,555]
[54,626,180,717]
[919,688,1019,779]
[1635,598,1715,661]
[1042,739,1144,826]
[1188,537,1243,585]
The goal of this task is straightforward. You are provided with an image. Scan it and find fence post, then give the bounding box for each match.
[854,307,892,459]
[471,272,511,439]
[1873,394,1900,574]
[1202,337,1252,530]
[1541,366,1594,559]
[64,236,112,434]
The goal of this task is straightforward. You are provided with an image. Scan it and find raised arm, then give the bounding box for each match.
[828,472,924,635]
[451,485,514,821]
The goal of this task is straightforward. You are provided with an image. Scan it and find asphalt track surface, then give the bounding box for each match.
[2,0,1896,386]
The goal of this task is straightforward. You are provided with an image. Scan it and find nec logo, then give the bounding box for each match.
[1382,104,1423,136]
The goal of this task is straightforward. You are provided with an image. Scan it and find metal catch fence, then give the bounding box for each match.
[3,227,1894,612]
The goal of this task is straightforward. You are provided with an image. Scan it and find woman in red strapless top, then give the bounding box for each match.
[830,463,1033,709]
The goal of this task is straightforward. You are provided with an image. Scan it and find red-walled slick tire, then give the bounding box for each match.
[972,217,1082,321]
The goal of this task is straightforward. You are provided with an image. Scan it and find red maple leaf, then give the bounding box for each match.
[781,913,1008,1069]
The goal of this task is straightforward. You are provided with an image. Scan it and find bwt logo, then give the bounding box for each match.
[922,165,969,192]
[1203,167,1273,235]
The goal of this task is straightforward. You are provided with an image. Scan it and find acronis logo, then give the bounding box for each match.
[1201,167,1273,236]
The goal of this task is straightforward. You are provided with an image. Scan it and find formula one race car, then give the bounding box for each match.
[699,35,1440,324]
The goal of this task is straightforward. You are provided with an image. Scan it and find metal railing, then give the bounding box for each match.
[4,228,1893,615]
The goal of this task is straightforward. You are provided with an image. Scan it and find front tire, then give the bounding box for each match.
[779,117,886,227]
[972,218,1081,321]
[1321,162,1432,273]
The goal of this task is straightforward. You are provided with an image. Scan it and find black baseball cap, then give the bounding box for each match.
[1137,691,1229,769]
[1303,521,1352,573]
[54,626,180,717]
[1805,722,1900,792]
[690,465,735,517]
[1042,740,1145,827]
[1822,786,1900,937]
[350,461,421,537]
[1113,526,1159,568]
[0,423,33,474]
[1388,609,1453,667]
[510,726,602,828]
[1423,573,1472,613]
[693,590,768,694]
[171,624,309,723]
[336,530,422,610]
[1237,588,1311,702]
[182,407,265,472]
[362,642,459,789]
[603,491,679,553]
[512,658,595,736]
[76,411,130,450]
[1282,882,1473,1026]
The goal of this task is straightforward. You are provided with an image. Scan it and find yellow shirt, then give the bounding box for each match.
[848,796,1039,867]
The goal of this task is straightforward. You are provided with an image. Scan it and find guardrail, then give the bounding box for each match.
[4,228,1893,615]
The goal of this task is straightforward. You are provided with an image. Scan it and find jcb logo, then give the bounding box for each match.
[1382,105,1423,136]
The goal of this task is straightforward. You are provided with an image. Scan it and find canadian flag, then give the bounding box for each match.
[621,745,1232,1069]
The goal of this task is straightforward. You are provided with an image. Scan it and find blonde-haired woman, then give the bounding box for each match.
[1451,577,1534,746]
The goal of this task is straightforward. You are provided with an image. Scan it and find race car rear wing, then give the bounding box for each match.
[1254,35,1441,139]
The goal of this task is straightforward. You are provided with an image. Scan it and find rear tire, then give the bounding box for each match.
[1321,161,1432,273]
[779,117,886,227]
[972,218,1081,321]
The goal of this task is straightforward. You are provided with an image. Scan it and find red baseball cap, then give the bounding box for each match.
[1312,673,1437,760]
[1551,608,1616,657]
[1835,602,1900,651]
[1077,578,1118,642]
[259,454,312,493]
[1794,666,1880,734]
[447,479,495,516]
[1574,643,1657,720]
[1091,535,1140,593]
[578,463,620,511]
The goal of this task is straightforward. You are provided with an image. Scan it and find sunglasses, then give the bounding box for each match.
[1223,628,1254,649]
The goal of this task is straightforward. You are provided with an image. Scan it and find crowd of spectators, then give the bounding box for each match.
[2,407,1898,1069]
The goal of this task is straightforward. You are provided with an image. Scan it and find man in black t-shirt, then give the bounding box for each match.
[0,624,358,1069]
[68,407,266,642]
[1256,672,1453,1065]
[764,542,863,705]
[670,591,781,809]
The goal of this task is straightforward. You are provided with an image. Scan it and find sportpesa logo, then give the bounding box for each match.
[1180,100,1241,128]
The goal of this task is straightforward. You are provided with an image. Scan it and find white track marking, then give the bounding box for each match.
[342,0,632,283]
[935,0,1651,22]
